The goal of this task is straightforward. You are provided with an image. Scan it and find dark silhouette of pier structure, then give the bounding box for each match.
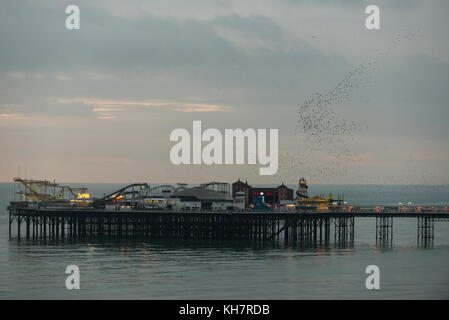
[7,207,449,247]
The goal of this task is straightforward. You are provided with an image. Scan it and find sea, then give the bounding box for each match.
[0,182,448,300]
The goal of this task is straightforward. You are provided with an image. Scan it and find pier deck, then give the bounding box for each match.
[7,206,449,247]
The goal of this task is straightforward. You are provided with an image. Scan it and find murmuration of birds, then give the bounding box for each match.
[290,29,421,182]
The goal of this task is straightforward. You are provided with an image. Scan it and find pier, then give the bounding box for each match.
[7,207,449,247]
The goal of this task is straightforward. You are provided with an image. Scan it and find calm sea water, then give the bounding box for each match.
[0,183,448,299]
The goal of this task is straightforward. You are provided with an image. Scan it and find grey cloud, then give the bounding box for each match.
[1,0,449,184]
[0,1,337,72]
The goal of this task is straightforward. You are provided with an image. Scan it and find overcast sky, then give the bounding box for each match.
[0,0,448,185]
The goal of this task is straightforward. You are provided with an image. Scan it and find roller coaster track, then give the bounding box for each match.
[91,183,149,207]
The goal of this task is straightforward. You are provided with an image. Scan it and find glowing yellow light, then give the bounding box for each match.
[77,193,91,199]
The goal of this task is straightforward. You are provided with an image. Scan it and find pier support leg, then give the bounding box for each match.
[61,218,65,239]
[26,217,30,239]
[17,216,21,239]
[9,210,12,239]
[417,216,434,248]
[376,216,393,247]
[43,217,47,238]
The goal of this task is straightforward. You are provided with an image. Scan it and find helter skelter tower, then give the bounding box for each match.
[296,178,309,200]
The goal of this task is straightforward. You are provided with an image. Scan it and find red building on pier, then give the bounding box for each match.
[232,179,294,207]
